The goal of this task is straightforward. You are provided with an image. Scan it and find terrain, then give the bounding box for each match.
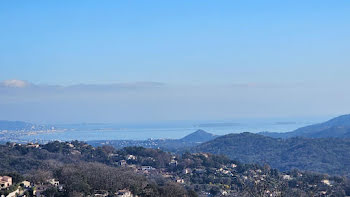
[261,114,350,138]
[1,141,349,196]
[88,129,218,152]
[0,120,50,131]
[193,132,350,177]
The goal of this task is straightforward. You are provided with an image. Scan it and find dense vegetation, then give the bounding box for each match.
[0,141,194,196]
[193,132,350,177]
[1,141,350,196]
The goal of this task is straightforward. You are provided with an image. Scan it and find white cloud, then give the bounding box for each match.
[0,79,32,88]
[0,79,165,93]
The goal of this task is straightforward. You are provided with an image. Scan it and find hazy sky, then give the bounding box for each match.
[1,1,350,123]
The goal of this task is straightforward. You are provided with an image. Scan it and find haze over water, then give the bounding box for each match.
[19,120,313,141]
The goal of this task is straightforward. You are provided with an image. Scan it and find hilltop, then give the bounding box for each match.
[193,132,350,177]
[261,114,350,138]
[179,129,217,143]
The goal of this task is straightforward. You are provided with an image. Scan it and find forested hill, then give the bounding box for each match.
[1,141,350,196]
[193,132,350,177]
[261,114,350,138]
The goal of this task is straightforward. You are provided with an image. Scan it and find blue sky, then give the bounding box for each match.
[0,1,350,123]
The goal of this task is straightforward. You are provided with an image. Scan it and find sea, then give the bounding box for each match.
[18,119,319,142]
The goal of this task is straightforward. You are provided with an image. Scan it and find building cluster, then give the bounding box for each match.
[0,176,64,197]
[113,153,339,197]
[0,174,138,197]
[1,142,343,197]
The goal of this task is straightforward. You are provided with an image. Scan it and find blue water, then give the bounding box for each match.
[19,121,313,142]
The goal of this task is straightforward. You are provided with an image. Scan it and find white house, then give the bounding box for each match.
[0,176,12,189]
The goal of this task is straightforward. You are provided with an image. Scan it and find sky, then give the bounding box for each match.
[0,1,350,124]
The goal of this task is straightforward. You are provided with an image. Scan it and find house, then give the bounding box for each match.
[21,180,31,188]
[94,190,109,197]
[321,179,332,186]
[116,189,134,197]
[108,153,119,157]
[126,155,136,160]
[67,143,74,148]
[0,176,12,189]
[231,163,237,168]
[221,190,228,196]
[141,166,154,171]
[169,160,178,167]
[26,143,40,148]
[48,179,59,187]
[176,178,185,184]
[183,168,191,174]
[217,168,230,175]
[282,175,292,180]
[119,160,127,166]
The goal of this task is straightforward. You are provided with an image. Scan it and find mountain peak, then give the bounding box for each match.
[192,129,209,134]
[180,129,217,143]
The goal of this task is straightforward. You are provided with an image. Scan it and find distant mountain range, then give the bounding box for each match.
[260,114,350,138]
[193,132,350,177]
